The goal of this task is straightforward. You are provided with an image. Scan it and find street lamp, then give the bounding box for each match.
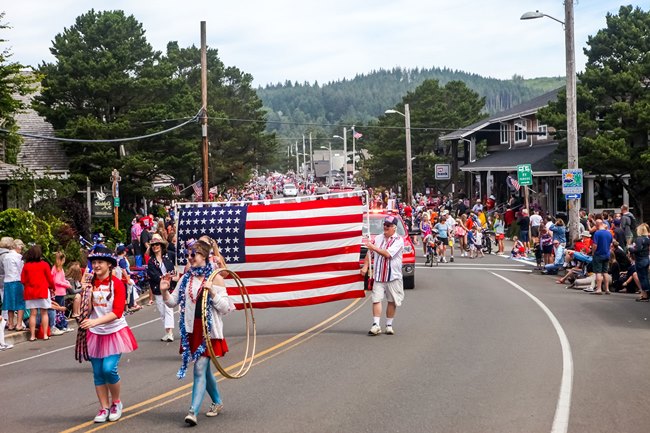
[385,104,413,206]
[320,144,333,186]
[521,3,579,244]
[333,131,348,187]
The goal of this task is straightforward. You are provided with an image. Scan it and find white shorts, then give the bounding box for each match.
[372,279,404,306]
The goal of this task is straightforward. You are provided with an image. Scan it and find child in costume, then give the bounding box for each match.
[77,246,138,423]
[161,239,234,427]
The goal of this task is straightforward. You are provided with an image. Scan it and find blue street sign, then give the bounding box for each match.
[565,193,581,200]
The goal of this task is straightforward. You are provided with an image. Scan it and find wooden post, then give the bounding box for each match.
[200,21,209,201]
[111,169,121,230]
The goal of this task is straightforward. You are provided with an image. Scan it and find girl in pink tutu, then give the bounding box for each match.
[78,246,138,423]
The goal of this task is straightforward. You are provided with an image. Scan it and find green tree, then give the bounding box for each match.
[363,79,485,194]
[538,5,650,216]
[33,10,276,200]
[0,12,37,164]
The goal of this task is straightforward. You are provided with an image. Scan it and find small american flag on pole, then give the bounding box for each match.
[353,131,363,139]
[192,180,203,200]
[176,193,365,308]
[507,175,520,191]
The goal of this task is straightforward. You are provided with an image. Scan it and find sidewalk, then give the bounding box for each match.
[3,291,154,348]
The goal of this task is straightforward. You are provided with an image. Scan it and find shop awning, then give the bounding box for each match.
[460,143,560,173]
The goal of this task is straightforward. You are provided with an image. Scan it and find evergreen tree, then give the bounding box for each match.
[538,5,650,216]
[33,9,276,202]
[363,80,485,193]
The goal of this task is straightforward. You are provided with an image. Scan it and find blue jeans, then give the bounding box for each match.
[544,263,562,274]
[90,354,122,386]
[636,257,650,293]
[135,255,144,267]
[190,357,222,414]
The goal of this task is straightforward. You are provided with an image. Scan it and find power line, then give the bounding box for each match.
[0,109,202,143]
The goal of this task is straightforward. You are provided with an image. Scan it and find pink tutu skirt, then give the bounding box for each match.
[87,327,138,359]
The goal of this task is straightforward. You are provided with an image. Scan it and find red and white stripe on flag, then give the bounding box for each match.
[176,195,366,309]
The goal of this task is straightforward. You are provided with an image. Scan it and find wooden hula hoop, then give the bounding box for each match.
[201,268,256,379]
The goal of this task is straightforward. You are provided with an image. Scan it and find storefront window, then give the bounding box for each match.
[593,177,624,209]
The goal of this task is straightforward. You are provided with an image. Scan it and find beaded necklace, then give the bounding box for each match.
[187,275,205,304]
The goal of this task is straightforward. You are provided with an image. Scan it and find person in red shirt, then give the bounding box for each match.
[21,245,55,341]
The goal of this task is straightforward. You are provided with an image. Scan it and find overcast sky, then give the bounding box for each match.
[2,1,644,87]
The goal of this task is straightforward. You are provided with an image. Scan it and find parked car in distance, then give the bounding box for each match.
[282,183,298,197]
[360,210,416,289]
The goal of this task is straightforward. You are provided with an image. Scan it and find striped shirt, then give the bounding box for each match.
[372,233,404,283]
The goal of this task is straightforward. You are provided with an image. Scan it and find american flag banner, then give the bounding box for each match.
[176,193,366,309]
[192,180,203,200]
[507,175,521,192]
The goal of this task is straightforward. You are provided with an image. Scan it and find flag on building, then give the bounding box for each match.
[176,194,365,309]
[507,175,520,191]
[173,184,182,196]
[192,180,203,200]
[353,131,363,139]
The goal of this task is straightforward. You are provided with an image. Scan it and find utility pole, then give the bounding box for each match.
[405,103,413,206]
[200,21,209,201]
[565,1,580,244]
[302,134,307,179]
[295,141,299,174]
[351,125,356,181]
[343,127,348,187]
[309,132,314,175]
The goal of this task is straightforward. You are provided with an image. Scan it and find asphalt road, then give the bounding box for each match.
[2,252,650,433]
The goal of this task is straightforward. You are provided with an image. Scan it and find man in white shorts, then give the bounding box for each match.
[360,215,404,336]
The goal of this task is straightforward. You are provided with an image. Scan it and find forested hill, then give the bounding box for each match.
[257,67,564,137]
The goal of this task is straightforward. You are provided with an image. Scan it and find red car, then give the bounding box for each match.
[360,210,416,289]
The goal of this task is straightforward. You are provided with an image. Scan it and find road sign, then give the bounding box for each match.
[517,164,533,186]
[435,164,451,180]
[114,197,120,207]
[562,168,583,194]
[565,193,581,200]
[92,191,112,218]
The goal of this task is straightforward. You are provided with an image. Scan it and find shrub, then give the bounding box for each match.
[0,208,54,260]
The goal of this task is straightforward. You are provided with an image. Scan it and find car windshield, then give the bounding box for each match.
[284,184,295,189]
[364,215,406,236]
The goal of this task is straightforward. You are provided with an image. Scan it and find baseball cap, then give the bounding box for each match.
[383,215,398,226]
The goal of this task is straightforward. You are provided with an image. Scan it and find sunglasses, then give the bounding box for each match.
[185,251,197,258]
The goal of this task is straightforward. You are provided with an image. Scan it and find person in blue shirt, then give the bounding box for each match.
[543,240,565,274]
[433,219,448,263]
[548,219,567,246]
[591,219,613,294]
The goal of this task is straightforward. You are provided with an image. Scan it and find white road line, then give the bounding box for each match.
[0,316,162,368]
[417,263,525,267]
[416,266,531,272]
[491,272,573,433]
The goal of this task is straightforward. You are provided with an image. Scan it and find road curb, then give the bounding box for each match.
[3,290,155,347]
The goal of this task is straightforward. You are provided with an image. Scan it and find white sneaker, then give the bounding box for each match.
[185,411,198,426]
[0,343,14,350]
[64,327,75,333]
[161,332,174,342]
[108,401,123,422]
[441,257,447,263]
[367,324,381,336]
[385,325,395,335]
[206,402,223,417]
[94,408,110,423]
[51,327,65,336]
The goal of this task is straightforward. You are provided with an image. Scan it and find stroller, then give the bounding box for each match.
[424,230,440,267]
[481,230,494,255]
